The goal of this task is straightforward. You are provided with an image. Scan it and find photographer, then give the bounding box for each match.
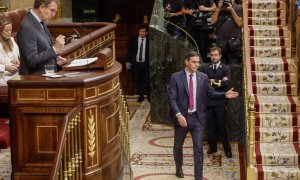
[211,0,243,64]
[183,0,216,62]
[163,0,185,38]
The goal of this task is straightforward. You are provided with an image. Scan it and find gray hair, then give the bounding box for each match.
[33,0,59,9]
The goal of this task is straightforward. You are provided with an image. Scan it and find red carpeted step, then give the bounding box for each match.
[250,57,288,71]
[254,96,297,113]
[0,118,9,149]
[248,26,285,37]
[248,0,283,9]
[252,83,293,96]
[249,37,287,47]
[255,142,300,166]
[250,47,288,58]
[255,127,299,142]
[256,165,300,180]
[248,9,283,18]
[251,71,294,84]
[255,113,299,127]
[248,17,284,26]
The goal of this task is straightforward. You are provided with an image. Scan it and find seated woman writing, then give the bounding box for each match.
[0,19,20,86]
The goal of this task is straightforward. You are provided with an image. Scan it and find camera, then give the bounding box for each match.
[222,0,232,8]
[192,10,201,18]
[192,10,214,30]
[192,10,212,19]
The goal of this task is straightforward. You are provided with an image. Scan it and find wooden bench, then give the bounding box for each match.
[0,9,28,103]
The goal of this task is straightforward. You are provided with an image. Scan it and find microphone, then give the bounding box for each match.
[77,25,94,52]
[73,28,89,71]
[79,22,93,69]
[77,25,93,40]
[65,34,79,44]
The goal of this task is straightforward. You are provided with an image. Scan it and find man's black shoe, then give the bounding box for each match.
[175,167,184,178]
[207,149,217,155]
[225,151,232,158]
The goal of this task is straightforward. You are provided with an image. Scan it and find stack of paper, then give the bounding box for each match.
[64,57,98,68]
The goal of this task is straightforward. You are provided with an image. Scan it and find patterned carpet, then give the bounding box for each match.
[247,0,300,179]
[0,98,245,180]
[0,148,11,180]
[0,117,10,180]
[128,99,245,180]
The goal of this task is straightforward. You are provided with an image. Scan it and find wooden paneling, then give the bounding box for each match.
[71,0,155,95]
[134,0,155,24]
[72,0,100,22]
[115,24,137,95]
[9,63,122,180]
[10,106,71,174]
[36,126,58,152]
[47,89,76,100]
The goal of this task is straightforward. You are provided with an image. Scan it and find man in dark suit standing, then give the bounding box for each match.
[126,26,150,102]
[17,0,66,75]
[168,51,238,179]
[202,46,232,158]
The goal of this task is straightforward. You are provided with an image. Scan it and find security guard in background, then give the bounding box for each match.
[202,46,232,158]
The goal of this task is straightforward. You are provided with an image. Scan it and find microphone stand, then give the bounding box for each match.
[73,28,89,72]
[78,25,94,71]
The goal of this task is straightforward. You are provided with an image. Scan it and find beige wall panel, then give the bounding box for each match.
[9,0,72,21]
[10,0,33,10]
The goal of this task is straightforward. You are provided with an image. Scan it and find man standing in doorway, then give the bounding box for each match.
[126,26,150,102]
[202,46,232,158]
[168,51,238,179]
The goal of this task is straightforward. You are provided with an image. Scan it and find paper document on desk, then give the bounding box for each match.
[0,72,18,86]
[64,57,98,68]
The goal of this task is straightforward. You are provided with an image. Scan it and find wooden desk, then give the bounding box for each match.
[0,87,8,103]
[8,62,122,180]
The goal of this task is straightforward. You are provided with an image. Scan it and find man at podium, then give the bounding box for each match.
[17,0,66,75]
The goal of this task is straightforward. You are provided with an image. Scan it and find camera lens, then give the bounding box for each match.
[221,0,231,8]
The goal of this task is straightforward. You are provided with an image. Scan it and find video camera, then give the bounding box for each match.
[192,10,212,19]
[222,0,232,9]
[191,10,214,31]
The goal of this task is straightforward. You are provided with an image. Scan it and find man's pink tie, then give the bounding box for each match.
[189,74,194,110]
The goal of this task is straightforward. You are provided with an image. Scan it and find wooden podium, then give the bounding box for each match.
[8,62,122,180]
[62,47,114,71]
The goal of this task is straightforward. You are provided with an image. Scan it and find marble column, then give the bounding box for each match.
[149,27,196,124]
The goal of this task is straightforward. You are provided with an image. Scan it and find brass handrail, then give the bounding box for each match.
[287,0,296,50]
[296,8,300,58]
[50,105,82,180]
[119,89,131,161]
[151,15,200,54]
[243,0,256,178]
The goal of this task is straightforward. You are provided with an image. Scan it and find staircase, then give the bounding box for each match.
[247,0,300,179]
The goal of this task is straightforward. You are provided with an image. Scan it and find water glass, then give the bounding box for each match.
[44,64,55,75]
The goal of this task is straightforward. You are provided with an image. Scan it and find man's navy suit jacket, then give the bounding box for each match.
[168,70,225,126]
[202,63,231,106]
[17,11,58,75]
[127,36,149,65]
